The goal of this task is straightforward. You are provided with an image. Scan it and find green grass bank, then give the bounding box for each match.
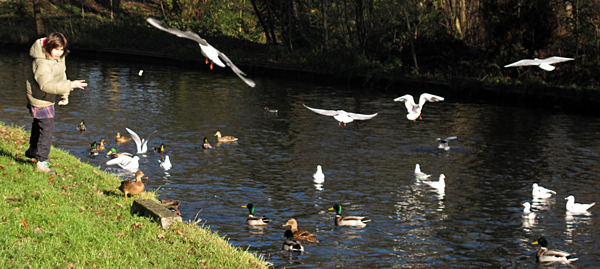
[0,122,271,268]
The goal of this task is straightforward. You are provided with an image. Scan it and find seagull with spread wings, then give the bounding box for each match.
[302,104,378,126]
[504,56,574,71]
[394,93,444,121]
[146,18,256,87]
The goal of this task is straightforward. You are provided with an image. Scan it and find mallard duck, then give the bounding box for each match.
[77,120,86,131]
[116,132,131,143]
[98,138,106,151]
[394,93,444,121]
[106,155,140,170]
[414,164,431,179]
[282,230,305,252]
[328,204,371,227]
[532,237,578,263]
[303,104,378,126]
[565,195,595,213]
[106,148,134,159]
[125,127,157,154]
[282,218,319,243]
[161,200,181,215]
[119,170,147,201]
[241,203,270,225]
[202,137,212,149]
[154,143,165,153]
[146,18,255,88]
[89,142,99,156]
[264,107,278,113]
[214,131,238,142]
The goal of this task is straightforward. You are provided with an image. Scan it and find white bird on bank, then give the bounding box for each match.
[147,18,256,88]
[414,164,431,179]
[106,155,140,170]
[423,174,445,190]
[565,195,595,213]
[532,183,556,198]
[394,93,444,121]
[302,104,378,126]
[159,155,172,170]
[437,136,457,150]
[504,56,574,71]
[313,165,325,184]
[125,127,157,154]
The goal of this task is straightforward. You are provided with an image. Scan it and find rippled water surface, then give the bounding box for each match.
[2,49,600,268]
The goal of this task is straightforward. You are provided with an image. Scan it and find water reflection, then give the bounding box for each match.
[2,49,600,267]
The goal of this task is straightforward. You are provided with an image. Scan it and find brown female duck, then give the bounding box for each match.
[282,218,319,243]
[119,170,147,201]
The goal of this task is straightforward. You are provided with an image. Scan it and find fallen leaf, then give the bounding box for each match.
[199,260,206,264]
[34,227,43,234]
[92,170,98,174]
[132,222,142,228]
[149,261,155,267]
[132,228,140,232]
[0,165,4,169]
[157,233,164,239]
[68,264,75,268]
[2,216,6,222]
[176,256,183,260]
[116,203,123,207]
[20,219,28,229]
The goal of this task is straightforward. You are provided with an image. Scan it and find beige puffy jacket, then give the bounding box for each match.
[26,37,71,107]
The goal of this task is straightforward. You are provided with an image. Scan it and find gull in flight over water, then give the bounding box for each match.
[146,18,256,87]
[106,155,140,170]
[303,104,378,126]
[126,127,157,154]
[437,136,457,151]
[394,93,444,121]
[504,56,574,71]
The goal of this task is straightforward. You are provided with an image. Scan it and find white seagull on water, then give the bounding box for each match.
[504,56,574,71]
[106,155,140,170]
[394,93,444,121]
[147,18,255,88]
[414,164,431,179]
[532,183,556,198]
[565,195,595,214]
[303,104,378,126]
[313,165,325,184]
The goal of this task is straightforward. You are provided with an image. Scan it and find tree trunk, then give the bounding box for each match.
[323,0,328,51]
[403,8,418,71]
[265,0,278,45]
[33,0,44,37]
[250,0,273,44]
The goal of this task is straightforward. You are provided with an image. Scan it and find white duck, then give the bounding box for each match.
[565,195,595,213]
[437,136,457,150]
[532,183,556,198]
[106,155,140,170]
[504,56,574,71]
[303,104,378,126]
[125,127,157,154]
[147,18,255,87]
[414,164,431,179]
[313,165,325,184]
[394,93,444,121]
[159,155,172,170]
[521,202,536,220]
[423,174,445,190]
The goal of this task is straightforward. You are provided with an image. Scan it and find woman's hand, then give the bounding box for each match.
[71,80,88,90]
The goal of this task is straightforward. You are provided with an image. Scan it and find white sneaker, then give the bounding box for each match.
[36,161,57,174]
[58,98,69,105]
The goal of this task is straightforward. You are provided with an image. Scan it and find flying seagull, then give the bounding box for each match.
[146,18,256,87]
[504,56,574,71]
[303,104,378,126]
[394,93,444,121]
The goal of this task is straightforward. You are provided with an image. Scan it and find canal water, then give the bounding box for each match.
[1,48,599,268]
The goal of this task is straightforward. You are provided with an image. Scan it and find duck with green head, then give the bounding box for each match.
[532,237,578,263]
[77,120,86,131]
[328,204,371,227]
[282,230,304,252]
[202,137,212,149]
[241,203,270,225]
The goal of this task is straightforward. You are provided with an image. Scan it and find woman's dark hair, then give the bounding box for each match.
[43,32,69,58]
